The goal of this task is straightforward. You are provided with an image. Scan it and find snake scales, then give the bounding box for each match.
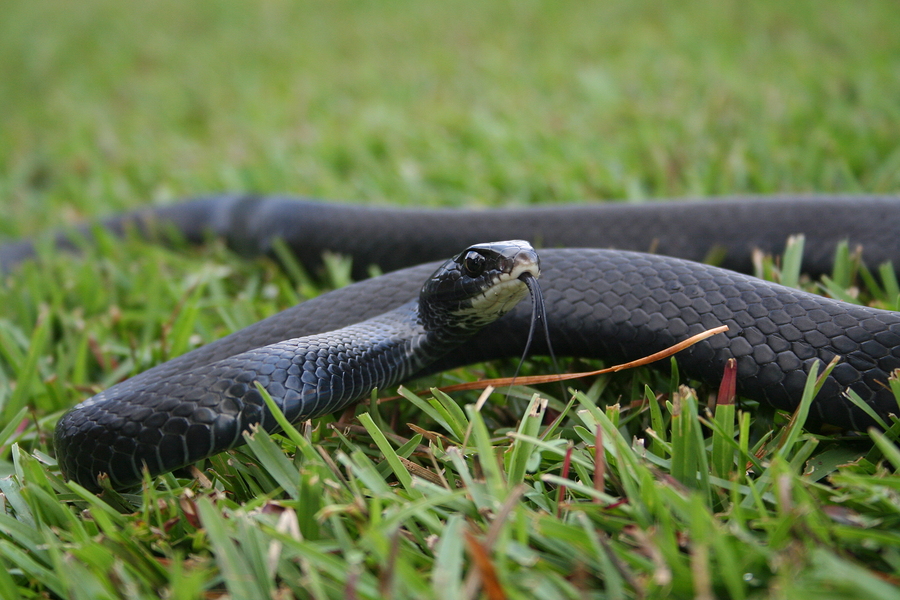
[4,195,900,489]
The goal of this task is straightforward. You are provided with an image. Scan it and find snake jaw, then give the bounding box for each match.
[461,275,530,325]
[467,257,540,321]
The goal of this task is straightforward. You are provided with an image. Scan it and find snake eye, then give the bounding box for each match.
[462,251,487,278]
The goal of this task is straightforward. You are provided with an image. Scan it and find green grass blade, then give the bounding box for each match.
[196,497,273,600]
[396,386,460,440]
[431,514,465,600]
[879,262,900,308]
[0,556,23,600]
[506,394,547,487]
[358,412,423,498]
[242,426,299,499]
[464,403,505,497]
[779,234,805,289]
[711,402,736,480]
[829,240,854,290]
[1,310,52,420]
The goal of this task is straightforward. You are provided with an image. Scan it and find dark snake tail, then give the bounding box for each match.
[5,195,900,279]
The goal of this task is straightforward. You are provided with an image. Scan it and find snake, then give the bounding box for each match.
[51,240,540,490]
[4,194,900,490]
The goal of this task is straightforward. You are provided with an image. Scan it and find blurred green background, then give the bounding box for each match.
[2,0,898,238]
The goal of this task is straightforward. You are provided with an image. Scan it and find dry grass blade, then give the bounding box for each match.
[463,529,507,600]
[382,325,730,400]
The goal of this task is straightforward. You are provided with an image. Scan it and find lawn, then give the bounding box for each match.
[1,0,900,598]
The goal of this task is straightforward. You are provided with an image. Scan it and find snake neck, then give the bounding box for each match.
[266,300,472,420]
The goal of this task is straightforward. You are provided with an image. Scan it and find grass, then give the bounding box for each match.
[2,0,900,597]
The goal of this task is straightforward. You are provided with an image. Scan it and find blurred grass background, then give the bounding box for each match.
[2,0,899,236]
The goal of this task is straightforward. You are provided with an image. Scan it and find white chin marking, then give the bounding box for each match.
[465,273,531,323]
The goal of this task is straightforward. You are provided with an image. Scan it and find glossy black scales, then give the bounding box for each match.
[143,249,900,433]
[55,241,540,490]
[54,305,432,489]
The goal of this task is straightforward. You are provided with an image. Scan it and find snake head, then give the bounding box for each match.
[418,240,540,334]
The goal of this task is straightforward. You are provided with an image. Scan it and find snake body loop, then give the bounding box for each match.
[53,240,539,490]
[4,195,900,490]
[6,195,900,279]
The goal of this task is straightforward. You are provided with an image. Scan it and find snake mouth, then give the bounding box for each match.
[475,274,531,317]
[460,247,540,325]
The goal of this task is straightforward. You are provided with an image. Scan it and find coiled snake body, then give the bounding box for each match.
[4,195,900,490]
[53,240,540,490]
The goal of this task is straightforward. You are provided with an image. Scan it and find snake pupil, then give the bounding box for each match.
[463,251,487,277]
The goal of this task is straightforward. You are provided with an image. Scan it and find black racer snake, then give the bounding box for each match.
[4,195,900,491]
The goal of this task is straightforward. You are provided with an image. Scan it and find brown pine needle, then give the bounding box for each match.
[379,324,729,403]
[463,529,507,600]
